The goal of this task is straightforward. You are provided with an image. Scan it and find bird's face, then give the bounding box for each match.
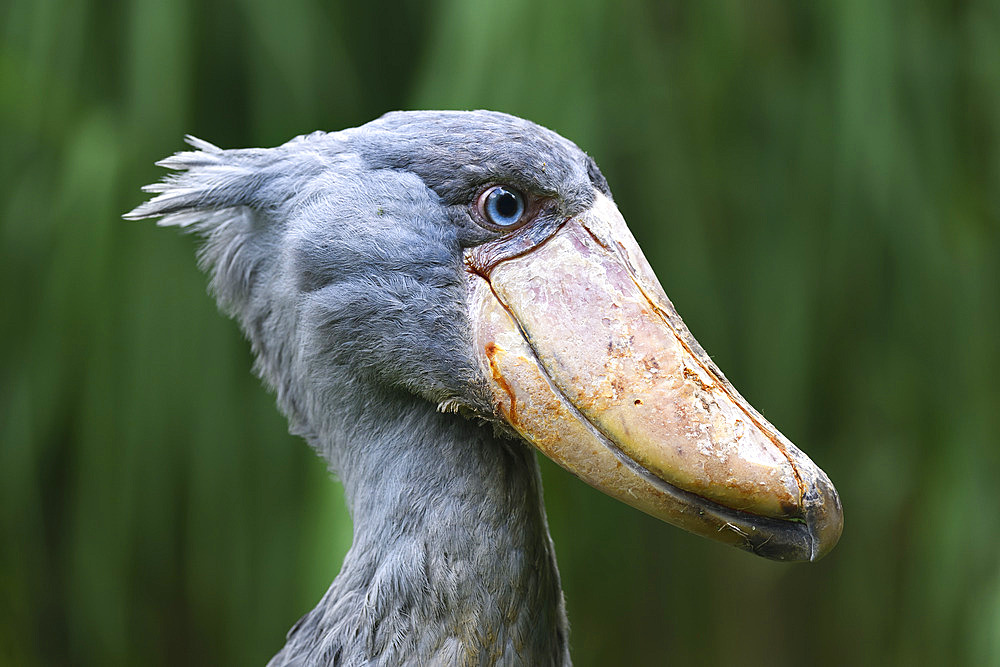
[325,111,841,561]
[132,110,841,562]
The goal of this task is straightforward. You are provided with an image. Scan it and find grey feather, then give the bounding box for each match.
[125,111,611,665]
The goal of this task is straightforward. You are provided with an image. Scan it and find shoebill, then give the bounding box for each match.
[126,110,843,665]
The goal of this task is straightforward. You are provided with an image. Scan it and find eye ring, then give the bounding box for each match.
[477,185,526,230]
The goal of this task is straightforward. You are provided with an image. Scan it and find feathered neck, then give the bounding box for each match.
[269,387,571,666]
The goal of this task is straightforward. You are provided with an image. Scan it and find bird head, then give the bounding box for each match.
[127,110,842,562]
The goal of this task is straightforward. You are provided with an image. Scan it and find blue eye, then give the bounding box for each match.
[480,186,525,228]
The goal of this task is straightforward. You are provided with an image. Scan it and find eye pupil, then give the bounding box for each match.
[496,192,518,217]
[482,186,525,228]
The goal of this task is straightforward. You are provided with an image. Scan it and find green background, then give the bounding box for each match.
[3,1,998,664]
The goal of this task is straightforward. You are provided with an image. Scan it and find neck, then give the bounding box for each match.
[270,387,570,666]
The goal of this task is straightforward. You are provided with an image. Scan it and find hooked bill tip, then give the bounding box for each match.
[804,473,844,561]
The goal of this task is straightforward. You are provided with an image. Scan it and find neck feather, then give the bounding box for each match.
[270,387,570,666]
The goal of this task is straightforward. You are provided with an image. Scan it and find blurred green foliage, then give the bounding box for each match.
[2,1,999,665]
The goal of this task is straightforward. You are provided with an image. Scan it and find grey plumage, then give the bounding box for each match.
[128,108,845,663]
[126,111,608,665]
